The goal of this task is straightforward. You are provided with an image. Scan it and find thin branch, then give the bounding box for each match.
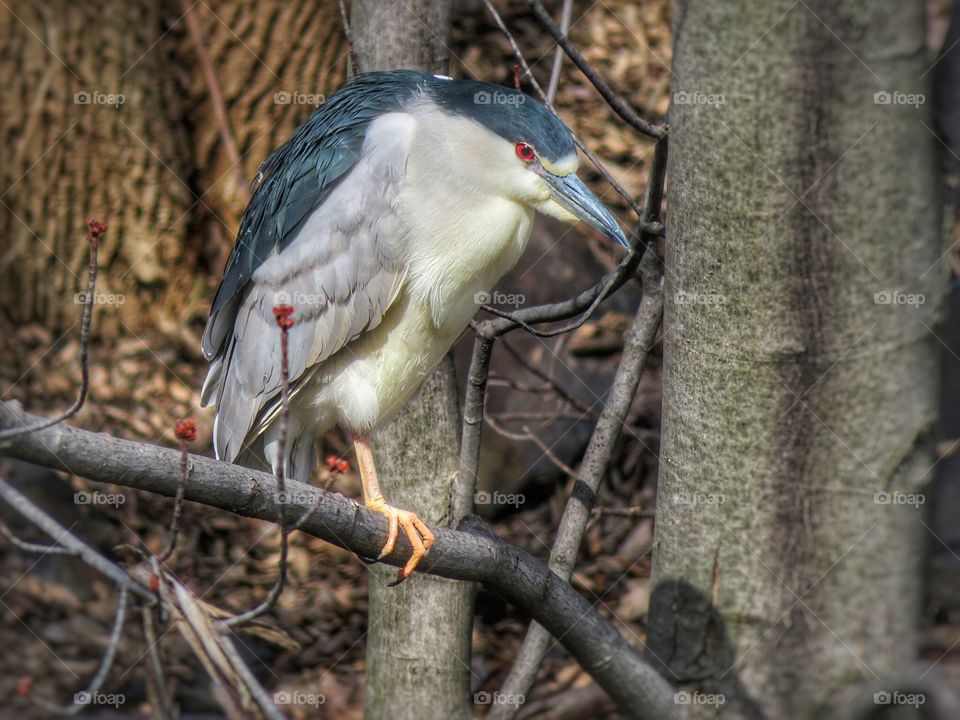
[492,137,668,719]
[478,258,626,338]
[222,305,294,628]
[0,474,155,602]
[158,419,196,562]
[0,518,78,555]
[338,0,363,75]
[484,414,581,482]
[0,220,104,441]
[0,402,679,720]
[181,0,250,203]
[34,585,130,716]
[546,0,573,105]
[526,0,666,139]
[480,0,651,218]
[142,605,177,720]
[217,632,286,720]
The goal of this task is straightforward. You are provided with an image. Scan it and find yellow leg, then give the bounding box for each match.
[352,434,435,581]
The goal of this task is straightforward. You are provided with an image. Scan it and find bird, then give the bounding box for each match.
[201,70,629,581]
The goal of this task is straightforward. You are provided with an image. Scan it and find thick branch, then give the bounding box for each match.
[0,402,678,719]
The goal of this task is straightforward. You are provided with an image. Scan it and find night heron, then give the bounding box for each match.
[201,70,629,580]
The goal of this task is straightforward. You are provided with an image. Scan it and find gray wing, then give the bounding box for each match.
[202,115,414,463]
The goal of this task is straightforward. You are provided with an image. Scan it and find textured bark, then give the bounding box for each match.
[649,2,943,718]
[0,0,193,336]
[0,0,348,409]
[351,0,453,75]
[179,0,347,246]
[367,356,473,720]
[348,4,470,719]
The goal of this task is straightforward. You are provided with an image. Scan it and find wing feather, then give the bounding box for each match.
[202,109,417,463]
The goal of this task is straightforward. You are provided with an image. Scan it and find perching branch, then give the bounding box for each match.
[0,402,678,720]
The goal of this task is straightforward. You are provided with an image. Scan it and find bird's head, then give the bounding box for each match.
[427,77,630,248]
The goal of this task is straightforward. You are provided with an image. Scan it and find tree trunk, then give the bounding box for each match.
[349,3,471,719]
[0,0,194,338]
[649,1,942,718]
[367,356,473,720]
[178,0,347,253]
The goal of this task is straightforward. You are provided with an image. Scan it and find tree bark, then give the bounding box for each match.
[178,0,347,248]
[649,2,942,718]
[348,3,471,719]
[0,0,193,337]
[367,357,473,720]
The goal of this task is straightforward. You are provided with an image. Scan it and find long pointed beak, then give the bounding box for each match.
[541,172,630,248]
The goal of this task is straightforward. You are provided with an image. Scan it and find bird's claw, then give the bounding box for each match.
[366,500,435,583]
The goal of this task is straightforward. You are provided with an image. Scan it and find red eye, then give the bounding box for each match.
[515,142,536,162]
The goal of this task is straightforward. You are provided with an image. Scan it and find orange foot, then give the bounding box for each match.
[366,499,435,584]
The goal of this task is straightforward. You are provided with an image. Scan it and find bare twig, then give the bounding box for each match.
[527,0,666,139]
[158,418,196,562]
[33,586,130,716]
[500,337,593,414]
[0,219,104,441]
[182,0,250,203]
[484,413,581,482]
[0,518,78,555]
[222,304,294,628]
[338,0,363,75]
[142,606,177,720]
[546,0,573,105]
[217,632,286,720]
[0,474,155,602]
